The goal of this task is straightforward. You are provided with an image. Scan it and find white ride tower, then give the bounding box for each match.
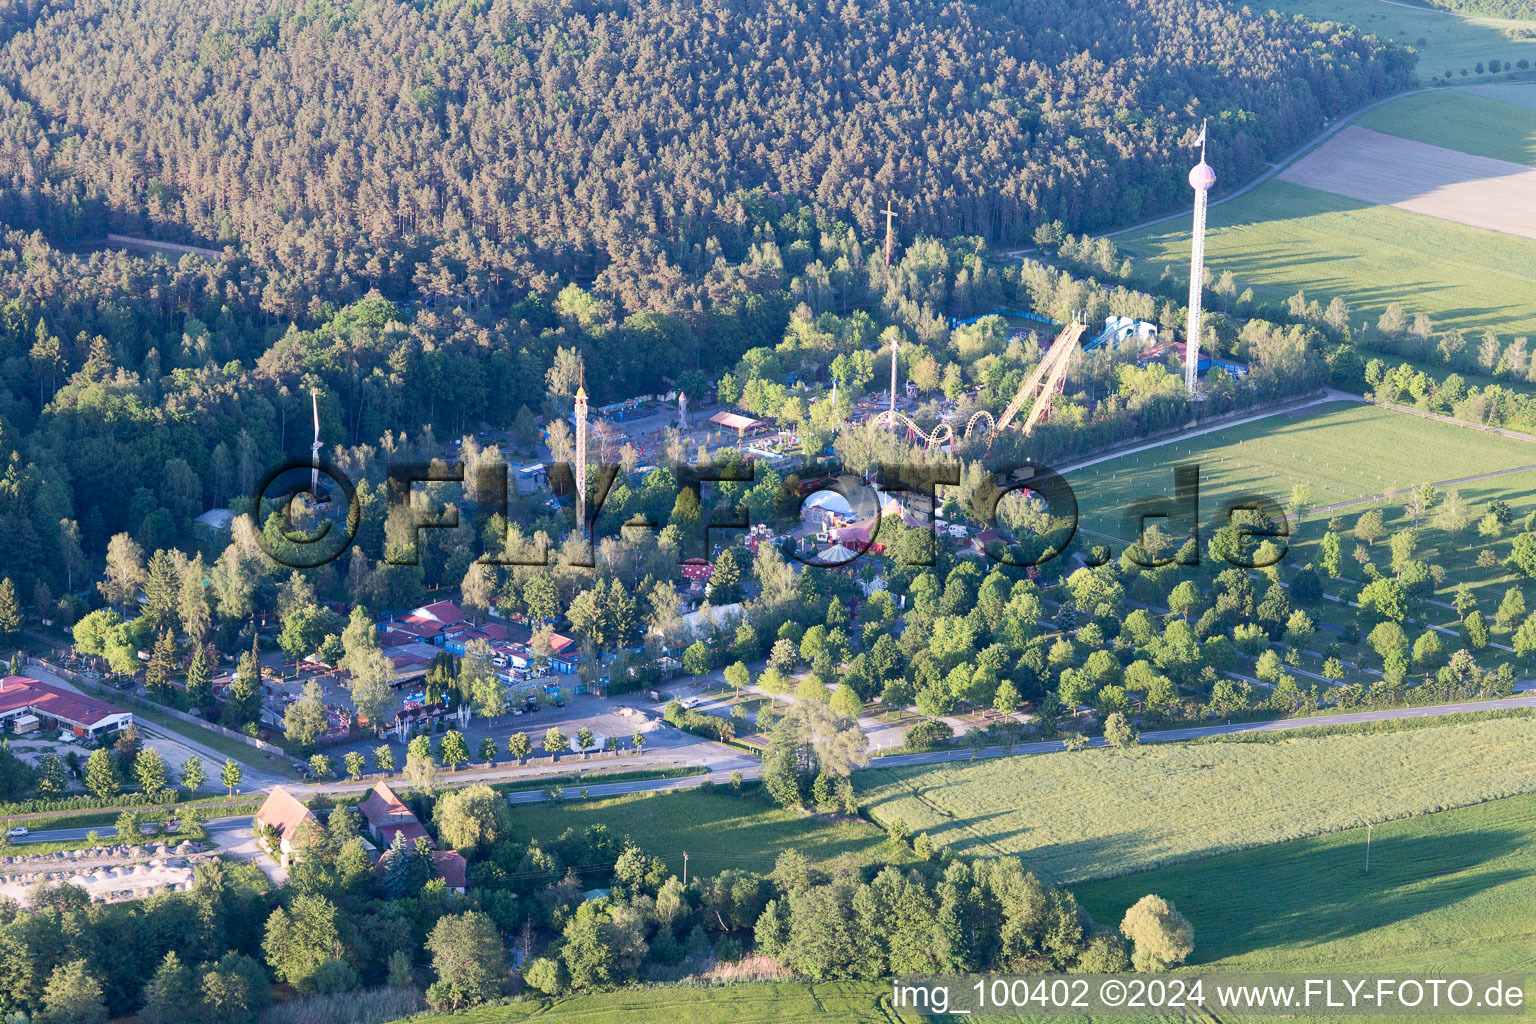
[1186,120,1215,397]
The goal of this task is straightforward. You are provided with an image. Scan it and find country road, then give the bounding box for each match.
[12,691,1534,851]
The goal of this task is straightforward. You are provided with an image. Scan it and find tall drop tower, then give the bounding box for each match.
[574,376,588,538]
[1186,119,1215,396]
[888,334,899,415]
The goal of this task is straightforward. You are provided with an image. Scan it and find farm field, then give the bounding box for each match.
[381,797,1536,1024]
[1354,88,1536,165]
[1117,176,1536,338]
[1060,400,1536,544]
[1117,85,1536,339]
[1279,125,1536,240]
[1259,0,1536,74]
[855,716,1536,884]
[507,788,908,879]
[1063,794,1536,1023]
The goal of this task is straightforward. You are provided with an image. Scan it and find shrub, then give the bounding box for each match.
[902,719,954,752]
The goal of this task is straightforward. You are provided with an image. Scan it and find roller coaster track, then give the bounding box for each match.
[1019,321,1085,435]
[875,321,1086,448]
[873,410,956,449]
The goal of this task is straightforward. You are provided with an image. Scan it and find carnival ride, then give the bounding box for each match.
[875,319,1087,449]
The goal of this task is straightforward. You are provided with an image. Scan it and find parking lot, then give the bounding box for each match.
[281,673,732,775]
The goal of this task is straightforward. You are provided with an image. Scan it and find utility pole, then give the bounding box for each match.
[1364,821,1373,874]
[682,850,689,886]
[882,200,897,269]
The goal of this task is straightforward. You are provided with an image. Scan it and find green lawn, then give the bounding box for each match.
[1118,176,1536,339]
[1259,0,1536,76]
[383,795,1536,1024]
[509,788,908,879]
[1355,87,1536,165]
[1062,401,1536,543]
[856,716,1536,884]
[1074,791,1536,973]
[394,982,920,1024]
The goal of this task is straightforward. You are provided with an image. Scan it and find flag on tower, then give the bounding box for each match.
[1196,122,1206,147]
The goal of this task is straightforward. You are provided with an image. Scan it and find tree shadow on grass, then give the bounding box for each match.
[1072,822,1529,964]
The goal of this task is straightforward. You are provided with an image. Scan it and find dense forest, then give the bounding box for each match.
[0,0,1409,319]
[0,0,1414,610]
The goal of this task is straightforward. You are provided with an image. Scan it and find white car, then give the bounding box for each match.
[7,826,27,838]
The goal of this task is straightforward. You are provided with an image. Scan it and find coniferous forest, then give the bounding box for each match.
[0,0,1414,601]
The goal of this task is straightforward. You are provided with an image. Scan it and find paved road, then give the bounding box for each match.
[871,692,1536,767]
[13,816,251,846]
[13,692,1534,839]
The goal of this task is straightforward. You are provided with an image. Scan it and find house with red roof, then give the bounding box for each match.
[254,787,320,868]
[430,850,469,893]
[0,676,133,739]
[358,781,469,892]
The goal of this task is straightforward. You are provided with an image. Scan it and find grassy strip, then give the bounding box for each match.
[508,787,906,877]
[126,704,298,778]
[4,792,272,825]
[393,981,900,1024]
[489,765,709,794]
[1,823,236,856]
[6,801,264,832]
[1197,706,1536,743]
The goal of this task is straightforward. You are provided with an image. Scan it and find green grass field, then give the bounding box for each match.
[1117,175,1536,338]
[1074,791,1536,973]
[1261,0,1536,75]
[1061,400,1536,543]
[1060,399,1536,665]
[1355,88,1536,165]
[509,788,908,879]
[382,795,1536,1024]
[391,982,921,1024]
[856,716,1536,884]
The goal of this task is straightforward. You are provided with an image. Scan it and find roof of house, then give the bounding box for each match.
[0,676,130,729]
[378,820,431,846]
[194,508,234,530]
[255,787,318,843]
[406,600,464,627]
[357,781,413,827]
[386,619,443,640]
[431,850,468,889]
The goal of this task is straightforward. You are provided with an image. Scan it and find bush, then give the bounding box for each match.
[663,700,734,743]
[257,985,425,1024]
[902,719,954,752]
